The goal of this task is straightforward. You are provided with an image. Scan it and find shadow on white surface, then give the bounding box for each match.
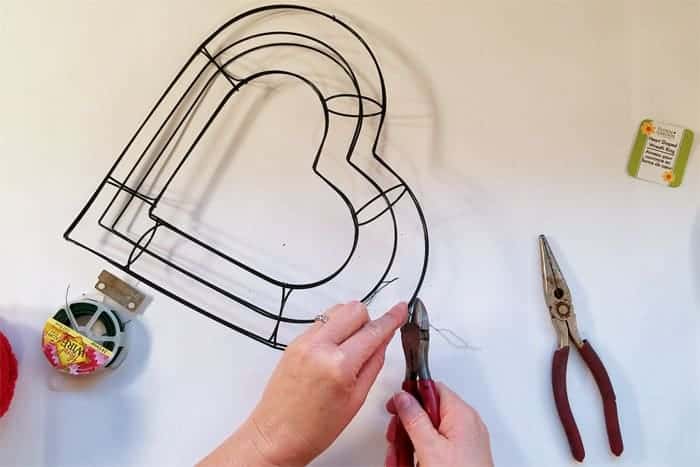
[693,211,700,307]
[41,318,151,467]
[436,352,529,467]
[0,315,47,466]
[0,309,152,467]
[599,343,643,464]
[312,420,386,467]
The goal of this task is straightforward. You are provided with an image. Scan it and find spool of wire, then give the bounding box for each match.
[42,299,127,375]
[0,330,18,417]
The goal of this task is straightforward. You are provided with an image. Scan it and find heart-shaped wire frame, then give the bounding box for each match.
[64,4,429,349]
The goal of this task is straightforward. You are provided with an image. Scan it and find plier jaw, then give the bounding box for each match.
[539,235,583,349]
[396,297,440,465]
[401,298,431,380]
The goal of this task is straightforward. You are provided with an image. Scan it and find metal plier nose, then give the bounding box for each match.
[402,298,434,383]
[539,235,623,462]
[395,298,440,465]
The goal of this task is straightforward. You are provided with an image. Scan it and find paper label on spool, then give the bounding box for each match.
[42,319,113,375]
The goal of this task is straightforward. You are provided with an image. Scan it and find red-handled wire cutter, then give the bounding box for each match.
[394,297,440,465]
[539,235,623,462]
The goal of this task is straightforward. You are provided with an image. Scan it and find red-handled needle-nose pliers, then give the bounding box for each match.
[394,297,440,465]
[539,235,624,462]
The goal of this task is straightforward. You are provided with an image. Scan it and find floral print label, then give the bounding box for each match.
[628,120,694,187]
[42,318,112,375]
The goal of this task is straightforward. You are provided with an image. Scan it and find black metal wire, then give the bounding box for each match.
[64,4,430,350]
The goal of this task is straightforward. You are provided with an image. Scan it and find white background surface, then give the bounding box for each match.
[1,1,699,466]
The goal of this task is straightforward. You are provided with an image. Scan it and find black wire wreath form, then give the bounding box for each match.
[64,4,430,350]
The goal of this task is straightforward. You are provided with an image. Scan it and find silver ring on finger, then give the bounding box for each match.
[314,313,329,324]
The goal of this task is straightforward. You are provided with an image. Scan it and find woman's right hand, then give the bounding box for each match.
[385,382,494,467]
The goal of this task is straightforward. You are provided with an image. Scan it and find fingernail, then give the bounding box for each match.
[351,300,368,312]
[393,391,412,410]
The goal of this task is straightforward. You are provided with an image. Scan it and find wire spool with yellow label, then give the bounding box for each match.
[42,299,127,375]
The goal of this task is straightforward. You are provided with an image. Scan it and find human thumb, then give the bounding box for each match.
[392,391,441,455]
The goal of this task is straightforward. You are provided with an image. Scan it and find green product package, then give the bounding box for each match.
[627,119,694,187]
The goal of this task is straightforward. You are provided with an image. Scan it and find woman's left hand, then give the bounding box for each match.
[200,301,408,467]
